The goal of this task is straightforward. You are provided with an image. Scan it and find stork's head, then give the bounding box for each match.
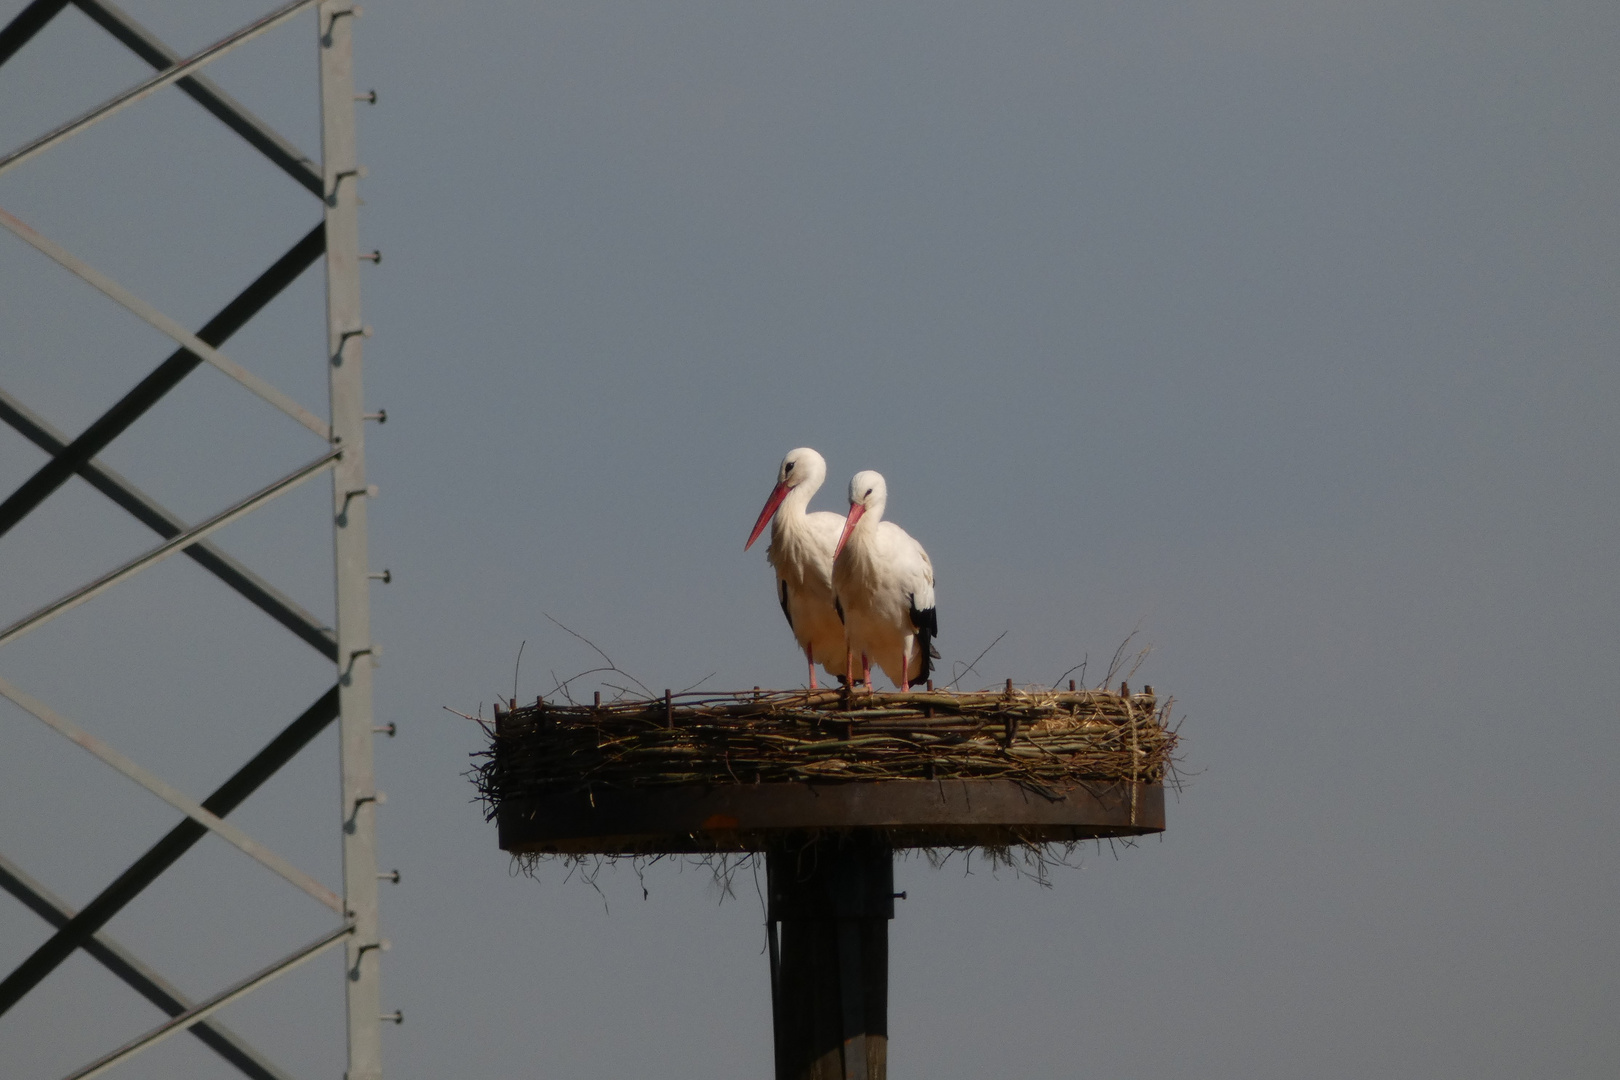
[777,447,827,491]
[834,470,887,558]
[745,447,828,550]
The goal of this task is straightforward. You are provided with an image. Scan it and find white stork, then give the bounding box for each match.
[832,470,938,691]
[745,448,849,688]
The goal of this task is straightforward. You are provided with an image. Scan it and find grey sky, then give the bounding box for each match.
[1,1,1617,1077]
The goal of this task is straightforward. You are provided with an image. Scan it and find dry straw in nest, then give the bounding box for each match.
[472,681,1178,815]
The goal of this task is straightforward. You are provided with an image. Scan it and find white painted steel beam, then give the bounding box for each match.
[319,4,388,1077]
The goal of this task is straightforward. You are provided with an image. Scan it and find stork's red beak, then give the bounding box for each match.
[745,481,790,550]
[833,502,865,559]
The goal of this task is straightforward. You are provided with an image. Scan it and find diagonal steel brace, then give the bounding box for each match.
[0,206,330,438]
[0,853,294,1080]
[0,388,338,660]
[0,221,326,543]
[0,677,344,912]
[0,0,69,68]
[0,0,319,179]
[65,921,353,1080]
[0,446,341,649]
[71,0,324,197]
[0,685,341,1017]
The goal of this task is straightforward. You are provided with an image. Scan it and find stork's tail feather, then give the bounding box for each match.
[909,595,939,682]
[915,637,934,683]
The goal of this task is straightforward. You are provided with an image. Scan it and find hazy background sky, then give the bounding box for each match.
[1,2,1617,1077]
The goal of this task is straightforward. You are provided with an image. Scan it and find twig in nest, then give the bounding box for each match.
[1122,644,1152,685]
[544,613,656,699]
[556,854,611,914]
[1051,655,1088,691]
[947,630,1007,690]
[918,841,1087,886]
[1102,626,1152,689]
[512,640,526,703]
[443,704,494,737]
[548,666,615,703]
[677,671,718,695]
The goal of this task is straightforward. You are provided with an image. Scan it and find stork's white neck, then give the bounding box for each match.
[771,473,822,540]
[851,491,886,534]
[842,469,890,548]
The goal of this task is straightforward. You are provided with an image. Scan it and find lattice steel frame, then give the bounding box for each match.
[0,2,388,1077]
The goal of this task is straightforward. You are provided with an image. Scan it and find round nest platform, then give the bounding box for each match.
[473,684,1177,855]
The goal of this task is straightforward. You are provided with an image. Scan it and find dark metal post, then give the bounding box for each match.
[766,840,893,1080]
[0,0,68,67]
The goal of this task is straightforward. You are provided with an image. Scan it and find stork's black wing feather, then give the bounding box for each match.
[908,594,939,680]
[778,578,793,630]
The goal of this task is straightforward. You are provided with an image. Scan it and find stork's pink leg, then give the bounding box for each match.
[900,641,912,692]
[806,645,818,690]
[861,653,872,692]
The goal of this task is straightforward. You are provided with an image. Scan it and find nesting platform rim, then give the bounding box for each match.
[477,684,1176,856]
[497,777,1164,855]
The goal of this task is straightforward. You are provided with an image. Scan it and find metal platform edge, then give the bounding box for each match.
[497,778,1165,855]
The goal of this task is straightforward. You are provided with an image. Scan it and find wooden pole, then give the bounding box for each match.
[766,839,892,1080]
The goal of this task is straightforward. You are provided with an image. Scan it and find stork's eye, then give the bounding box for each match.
[865,488,873,497]
[784,462,795,474]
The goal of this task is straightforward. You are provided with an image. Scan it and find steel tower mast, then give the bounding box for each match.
[0,3,393,1077]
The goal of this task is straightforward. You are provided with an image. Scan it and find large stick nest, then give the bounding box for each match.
[472,683,1178,812]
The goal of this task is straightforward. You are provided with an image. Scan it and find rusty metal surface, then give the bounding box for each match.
[497,778,1164,854]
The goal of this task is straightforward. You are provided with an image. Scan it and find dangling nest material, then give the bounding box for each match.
[472,684,1177,813]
